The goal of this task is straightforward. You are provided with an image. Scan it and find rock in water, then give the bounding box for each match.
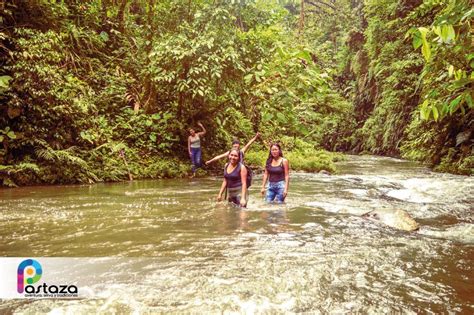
[362,209,419,232]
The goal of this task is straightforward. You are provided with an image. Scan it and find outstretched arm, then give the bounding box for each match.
[217,178,227,201]
[205,151,230,165]
[241,132,260,154]
[187,136,191,156]
[197,122,206,136]
[240,165,248,207]
[261,168,268,197]
[283,159,290,199]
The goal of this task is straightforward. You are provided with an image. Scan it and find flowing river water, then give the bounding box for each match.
[0,155,473,313]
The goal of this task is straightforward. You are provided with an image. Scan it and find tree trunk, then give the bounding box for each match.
[101,0,108,31]
[143,0,156,113]
[117,0,128,33]
[299,0,305,35]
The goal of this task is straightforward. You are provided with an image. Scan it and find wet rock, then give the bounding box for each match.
[319,170,331,175]
[367,188,380,198]
[344,177,363,183]
[362,209,419,232]
[455,130,471,147]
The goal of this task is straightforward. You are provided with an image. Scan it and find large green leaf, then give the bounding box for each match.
[296,50,312,63]
[99,31,109,42]
[276,112,286,123]
[449,95,463,114]
[465,93,474,108]
[418,27,431,61]
[0,75,12,92]
[7,131,16,139]
[262,112,273,122]
[412,30,423,49]
[432,105,439,121]
[420,100,430,120]
[439,25,455,43]
[448,65,454,77]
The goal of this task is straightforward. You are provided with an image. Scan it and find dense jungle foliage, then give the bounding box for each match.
[0,0,472,186]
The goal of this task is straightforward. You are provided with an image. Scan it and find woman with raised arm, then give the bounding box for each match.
[187,122,206,178]
[217,148,248,207]
[260,143,290,203]
[205,132,260,165]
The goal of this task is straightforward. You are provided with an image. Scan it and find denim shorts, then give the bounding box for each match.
[266,180,285,203]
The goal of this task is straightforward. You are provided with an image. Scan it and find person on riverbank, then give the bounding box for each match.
[217,149,248,207]
[188,122,206,178]
[205,132,260,165]
[261,143,290,203]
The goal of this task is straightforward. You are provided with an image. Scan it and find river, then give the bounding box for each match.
[0,155,472,313]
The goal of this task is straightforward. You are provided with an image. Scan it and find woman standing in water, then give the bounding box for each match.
[188,122,206,178]
[217,149,248,207]
[261,143,290,203]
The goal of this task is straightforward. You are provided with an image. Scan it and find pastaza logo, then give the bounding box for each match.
[17,259,78,297]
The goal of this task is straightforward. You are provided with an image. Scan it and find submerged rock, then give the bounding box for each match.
[362,209,419,232]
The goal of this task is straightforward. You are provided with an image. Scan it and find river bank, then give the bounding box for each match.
[1,146,342,188]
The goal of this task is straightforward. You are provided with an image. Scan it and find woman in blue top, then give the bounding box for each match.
[187,122,206,177]
[217,148,248,207]
[260,143,290,203]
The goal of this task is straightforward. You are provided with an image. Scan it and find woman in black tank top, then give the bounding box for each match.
[260,143,290,203]
[217,149,248,207]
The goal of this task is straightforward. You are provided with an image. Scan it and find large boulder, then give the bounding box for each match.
[362,209,419,232]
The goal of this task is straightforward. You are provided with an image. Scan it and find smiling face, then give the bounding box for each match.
[232,143,240,150]
[189,129,195,136]
[271,145,280,159]
[228,149,240,165]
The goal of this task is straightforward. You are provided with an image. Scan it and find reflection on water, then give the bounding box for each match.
[0,155,473,313]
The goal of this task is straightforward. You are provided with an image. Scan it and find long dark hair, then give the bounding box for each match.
[265,143,283,168]
[228,148,241,164]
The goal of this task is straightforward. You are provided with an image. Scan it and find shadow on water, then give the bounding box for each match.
[0,155,473,313]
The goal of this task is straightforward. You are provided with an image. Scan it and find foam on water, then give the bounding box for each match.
[418,224,474,244]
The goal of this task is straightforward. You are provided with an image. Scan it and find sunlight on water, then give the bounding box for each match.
[0,155,473,313]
